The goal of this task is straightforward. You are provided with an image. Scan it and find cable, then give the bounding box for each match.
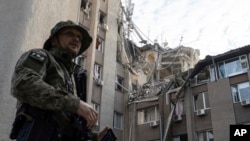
[132,22,154,44]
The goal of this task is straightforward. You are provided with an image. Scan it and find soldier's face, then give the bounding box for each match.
[54,27,82,56]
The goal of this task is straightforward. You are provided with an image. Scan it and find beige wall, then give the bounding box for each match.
[0,0,80,140]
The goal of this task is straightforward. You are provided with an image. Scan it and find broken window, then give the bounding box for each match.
[94,63,102,80]
[173,99,185,116]
[116,75,124,92]
[98,11,105,25]
[218,55,249,78]
[195,66,210,84]
[80,0,87,9]
[114,112,123,130]
[231,82,250,103]
[193,92,209,111]
[81,0,91,19]
[137,106,159,124]
[96,37,104,52]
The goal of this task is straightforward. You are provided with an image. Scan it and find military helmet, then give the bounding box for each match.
[43,20,92,55]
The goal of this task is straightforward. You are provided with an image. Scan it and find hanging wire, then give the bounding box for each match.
[132,22,154,44]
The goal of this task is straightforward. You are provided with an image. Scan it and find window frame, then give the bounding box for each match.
[96,37,104,52]
[115,75,124,92]
[197,130,214,141]
[113,112,123,130]
[98,11,106,25]
[94,63,102,80]
[231,81,250,103]
[137,106,159,125]
[218,55,249,78]
[193,92,210,112]
[75,55,85,69]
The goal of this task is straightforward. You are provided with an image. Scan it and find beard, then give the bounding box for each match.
[65,47,79,57]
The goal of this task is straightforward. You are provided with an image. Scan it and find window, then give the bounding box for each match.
[75,56,85,69]
[94,63,102,80]
[218,55,248,78]
[231,82,250,103]
[193,92,210,111]
[114,112,123,130]
[91,102,100,126]
[132,83,137,91]
[80,0,87,9]
[137,106,159,124]
[96,37,104,52]
[195,66,210,84]
[197,130,214,141]
[98,12,105,25]
[81,0,91,19]
[172,99,185,116]
[115,75,124,92]
[173,134,188,141]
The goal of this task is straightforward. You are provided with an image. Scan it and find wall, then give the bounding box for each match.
[0,0,80,140]
[99,0,120,132]
[208,78,236,141]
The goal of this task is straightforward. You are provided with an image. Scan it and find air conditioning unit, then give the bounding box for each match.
[241,99,250,106]
[95,79,104,86]
[149,121,158,127]
[196,109,206,116]
[173,115,182,122]
[102,24,109,31]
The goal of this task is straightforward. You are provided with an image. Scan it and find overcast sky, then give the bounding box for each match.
[122,0,250,59]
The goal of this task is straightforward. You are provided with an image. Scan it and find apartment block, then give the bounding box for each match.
[133,45,250,141]
[0,0,127,140]
[171,45,250,141]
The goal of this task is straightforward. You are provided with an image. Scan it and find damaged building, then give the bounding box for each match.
[2,0,250,140]
[123,38,200,140]
[125,44,250,141]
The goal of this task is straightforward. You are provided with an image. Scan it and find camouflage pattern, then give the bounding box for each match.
[11,47,80,126]
[43,20,92,55]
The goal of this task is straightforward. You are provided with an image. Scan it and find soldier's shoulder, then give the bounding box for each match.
[18,48,51,65]
[25,48,49,55]
[23,49,49,62]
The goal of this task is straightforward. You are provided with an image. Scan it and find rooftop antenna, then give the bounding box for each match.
[178,35,183,46]
[148,26,150,40]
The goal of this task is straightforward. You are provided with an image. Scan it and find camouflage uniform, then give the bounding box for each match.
[11,47,79,124]
[10,20,96,141]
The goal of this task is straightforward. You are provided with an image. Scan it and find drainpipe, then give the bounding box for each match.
[160,115,163,141]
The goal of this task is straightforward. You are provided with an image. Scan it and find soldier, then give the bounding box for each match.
[10,20,109,141]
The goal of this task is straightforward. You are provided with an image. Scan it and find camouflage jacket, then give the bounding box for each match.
[11,47,80,127]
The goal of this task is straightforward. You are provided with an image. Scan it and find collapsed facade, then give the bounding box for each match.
[126,44,250,141]
[124,42,200,140]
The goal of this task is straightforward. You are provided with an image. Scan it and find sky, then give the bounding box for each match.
[122,0,250,59]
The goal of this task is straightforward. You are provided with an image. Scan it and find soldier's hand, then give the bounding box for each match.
[76,100,98,129]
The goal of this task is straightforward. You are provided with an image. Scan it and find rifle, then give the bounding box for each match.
[74,68,93,141]
[74,68,117,141]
